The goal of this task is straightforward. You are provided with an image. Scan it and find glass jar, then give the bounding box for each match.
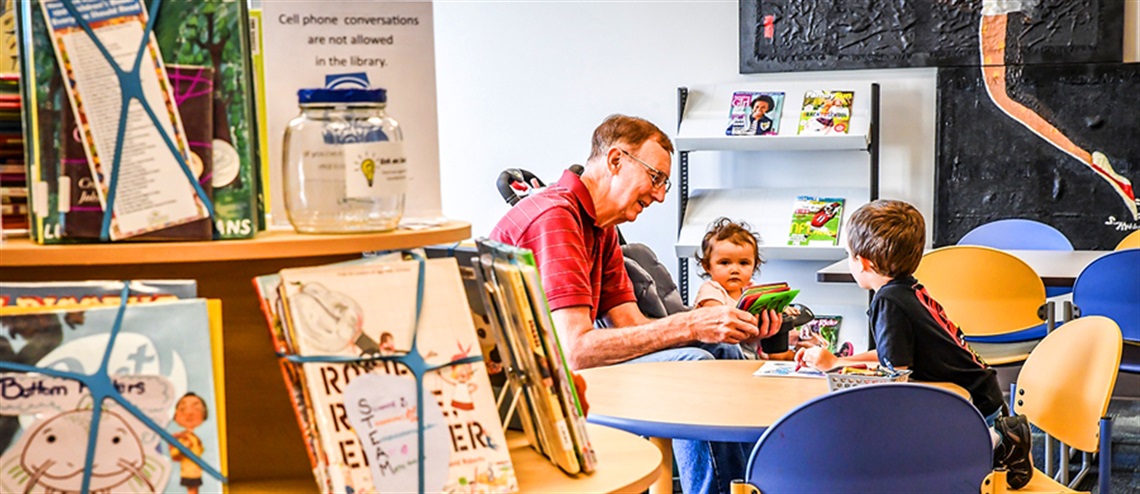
[282,87,406,233]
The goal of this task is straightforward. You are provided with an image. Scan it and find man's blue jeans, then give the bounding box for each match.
[622,343,750,494]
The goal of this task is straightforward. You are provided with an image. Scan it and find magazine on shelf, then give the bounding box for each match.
[797,90,854,135]
[788,196,845,246]
[0,299,228,494]
[276,257,517,494]
[753,360,826,378]
[725,91,784,136]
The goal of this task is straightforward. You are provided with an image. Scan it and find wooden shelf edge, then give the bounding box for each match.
[0,221,472,267]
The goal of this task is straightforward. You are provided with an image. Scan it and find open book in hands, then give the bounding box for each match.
[736,282,800,314]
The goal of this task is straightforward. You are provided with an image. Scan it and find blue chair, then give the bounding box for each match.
[1071,249,1140,373]
[737,384,992,493]
[957,219,1073,343]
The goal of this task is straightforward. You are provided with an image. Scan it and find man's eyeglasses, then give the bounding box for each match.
[620,148,671,193]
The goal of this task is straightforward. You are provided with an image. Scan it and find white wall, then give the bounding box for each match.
[433,1,1140,348]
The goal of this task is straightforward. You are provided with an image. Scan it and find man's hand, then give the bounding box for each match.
[687,305,762,344]
[795,346,838,372]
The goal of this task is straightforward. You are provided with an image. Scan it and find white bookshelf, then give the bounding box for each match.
[673,81,879,302]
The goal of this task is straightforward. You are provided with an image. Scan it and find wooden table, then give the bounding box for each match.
[578,360,969,494]
[229,424,661,493]
[816,249,1110,287]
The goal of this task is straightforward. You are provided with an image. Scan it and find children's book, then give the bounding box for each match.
[753,361,826,378]
[725,91,784,136]
[251,253,404,493]
[788,196,845,246]
[0,299,228,494]
[0,279,197,307]
[797,90,854,135]
[737,282,800,314]
[472,239,596,475]
[277,257,517,494]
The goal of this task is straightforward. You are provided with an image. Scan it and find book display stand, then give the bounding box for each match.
[674,82,881,302]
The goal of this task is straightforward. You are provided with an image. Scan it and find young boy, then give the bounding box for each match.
[794,200,1033,489]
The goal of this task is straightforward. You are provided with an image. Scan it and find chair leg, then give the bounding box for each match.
[1099,416,1113,494]
[1044,435,1055,478]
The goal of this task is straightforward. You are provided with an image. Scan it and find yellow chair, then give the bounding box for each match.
[914,245,1048,365]
[981,316,1122,494]
[1115,229,1140,250]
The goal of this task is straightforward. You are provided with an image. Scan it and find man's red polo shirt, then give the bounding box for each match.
[490,170,636,321]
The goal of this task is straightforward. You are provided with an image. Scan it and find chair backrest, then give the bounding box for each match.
[746,384,992,493]
[914,246,1045,336]
[1014,315,1122,452]
[1072,249,1140,343]
[958,219,1074,251]
[1116,229,1140,250]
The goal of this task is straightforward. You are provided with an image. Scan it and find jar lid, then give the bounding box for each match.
[298,88,387,104]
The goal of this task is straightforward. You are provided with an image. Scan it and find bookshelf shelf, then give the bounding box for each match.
[675,133,869,152]
[674,83,880,301]
[0,222,471,267]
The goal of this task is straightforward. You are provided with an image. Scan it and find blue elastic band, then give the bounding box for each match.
[0,282,227,493]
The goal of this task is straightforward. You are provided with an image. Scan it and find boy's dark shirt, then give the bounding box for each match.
[871,276,1004,416]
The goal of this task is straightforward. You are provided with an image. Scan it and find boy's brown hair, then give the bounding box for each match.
[588,114,674,160]
[694,217,764,279]
[846,200,925,279]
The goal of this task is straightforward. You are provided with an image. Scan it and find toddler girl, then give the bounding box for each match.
[693,217,824,359]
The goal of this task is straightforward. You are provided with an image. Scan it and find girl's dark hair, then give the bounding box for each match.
[694,217,764,279]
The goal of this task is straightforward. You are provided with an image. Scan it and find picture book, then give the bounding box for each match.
[753,361,826,378]
[0,299,227,494]
[797,90,854,135]
[799,315,844,354]
[151,0,261,238]
[736,282,800,314]
[277,258,517,493]
[251,253,404,493]
[0,279,197,307]
[788,196,845,246]
[725,91,784,136]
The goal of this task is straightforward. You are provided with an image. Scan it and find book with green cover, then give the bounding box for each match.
[788,196,845,246]
[736,282,800,314]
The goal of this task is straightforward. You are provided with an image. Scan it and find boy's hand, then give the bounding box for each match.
[795,346,837,372]
[688,306,760,344]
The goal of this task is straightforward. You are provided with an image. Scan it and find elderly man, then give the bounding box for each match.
[491,114,780,494]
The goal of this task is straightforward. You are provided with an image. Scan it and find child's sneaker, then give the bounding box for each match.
[993,414,1033,489]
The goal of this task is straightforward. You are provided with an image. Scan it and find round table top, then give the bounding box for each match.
[512,423,661,493]
[578,359,969,443]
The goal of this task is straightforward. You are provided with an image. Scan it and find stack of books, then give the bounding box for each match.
[253,253,519,493]
[472,239,596,476]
